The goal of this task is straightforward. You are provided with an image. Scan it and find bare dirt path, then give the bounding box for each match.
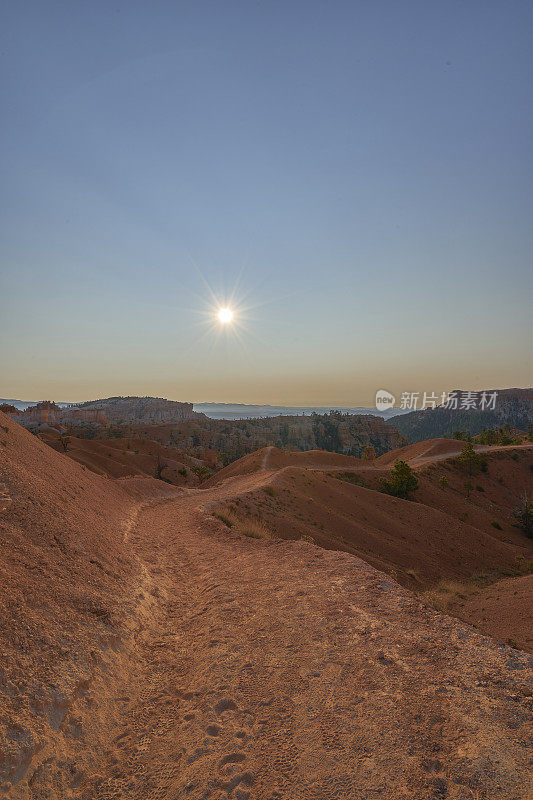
[90,475,532,800]
[260,446,275,471]
[409,442,533,466]
[294,443,533,473]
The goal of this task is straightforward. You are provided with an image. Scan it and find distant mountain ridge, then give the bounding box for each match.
[1,397,409,419]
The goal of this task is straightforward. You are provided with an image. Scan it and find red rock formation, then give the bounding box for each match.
[75,396,198,424]
[5,401,108,428]
[0,404,20,414]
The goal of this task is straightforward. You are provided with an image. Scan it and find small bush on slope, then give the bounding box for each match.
[380,460,419,500]
[331,471,368,487]
[456,442,488,476]
[512,493,533,538]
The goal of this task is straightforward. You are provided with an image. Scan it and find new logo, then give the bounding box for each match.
[375,389,396,412]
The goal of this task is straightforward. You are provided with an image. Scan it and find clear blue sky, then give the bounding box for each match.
[1,1,532,404]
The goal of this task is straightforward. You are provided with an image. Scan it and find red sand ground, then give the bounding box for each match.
[207,445,533,654]
[208,446,533,577]
[450,573,533,653]
[1,416,532,798]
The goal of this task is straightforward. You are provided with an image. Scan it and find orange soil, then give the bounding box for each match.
[451,573,533,653]
[208,446,533,586]
[208,445,533,654]
[375,437,471,465]
[202,446,368,485]
[1,415,532,798]
[39,430,217,486]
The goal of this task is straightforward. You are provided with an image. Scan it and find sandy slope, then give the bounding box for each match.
[451,573,533,653]
[38,429,217,486]
[1,417,532,798]
[206,446,533,588]
[78,487,532,800]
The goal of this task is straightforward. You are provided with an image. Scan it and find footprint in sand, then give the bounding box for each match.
[219,752,246,768]
[214,698,238,715]
[206,724,221,736]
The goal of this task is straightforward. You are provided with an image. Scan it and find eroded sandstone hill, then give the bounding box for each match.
[0,413,532,799]
[4,397,199,427]
[74,396,198,423]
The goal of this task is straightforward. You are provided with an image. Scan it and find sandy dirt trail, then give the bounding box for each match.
[284,443,533,473]
[90,472,532,800]
[408,442,533,466]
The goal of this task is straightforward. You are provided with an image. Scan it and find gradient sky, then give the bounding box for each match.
[1,1,532,406]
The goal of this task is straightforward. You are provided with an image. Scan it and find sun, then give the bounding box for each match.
[217,307,234,324]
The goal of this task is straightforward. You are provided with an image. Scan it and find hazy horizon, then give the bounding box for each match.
[2,2,532,402]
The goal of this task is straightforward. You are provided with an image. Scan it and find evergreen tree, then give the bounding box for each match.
[380,460,419,499]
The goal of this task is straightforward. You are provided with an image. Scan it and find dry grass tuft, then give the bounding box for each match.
[422,580,477,612]
[213,508,271,540]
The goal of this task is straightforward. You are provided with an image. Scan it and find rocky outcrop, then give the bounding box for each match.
[133,411,403,463]
[0,405,20,415]
[4,397,199,429]
[75,396,198,424]
[5,401,107,428]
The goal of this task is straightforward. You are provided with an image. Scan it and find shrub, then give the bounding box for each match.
[438,475,448,489]
[491,521,502,530]
[422,580,474,612]
[58,434,70,452]
[456,442,487,476]
[515,554,533,574]
[333,471,367,487]
[476,485,484,492]
[512,494,533,538]
[452,431,471,442]
[478,426,522,446]
[178,467,187,477]
[191,465,212,480]
[380,460,419,499]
